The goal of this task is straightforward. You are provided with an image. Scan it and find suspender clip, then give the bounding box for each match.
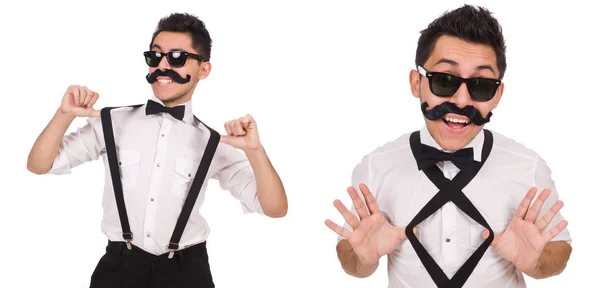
[122,232,133,250]
[167,242,179,259]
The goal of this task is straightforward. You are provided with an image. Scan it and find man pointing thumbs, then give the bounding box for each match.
[61,85,102,118]
[27,84,102,176]
[26,12,287,288]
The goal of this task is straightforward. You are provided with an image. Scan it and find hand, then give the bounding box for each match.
[220,114,261,150]
[59,85,101,117]
[482,187,568,274]
[325,184,409,266]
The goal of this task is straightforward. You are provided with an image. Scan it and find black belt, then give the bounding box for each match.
[100,104,220,258]
[405,129,494,288]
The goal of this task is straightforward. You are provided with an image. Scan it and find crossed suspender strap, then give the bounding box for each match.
[404,129,494,288]
[100,105,220,257]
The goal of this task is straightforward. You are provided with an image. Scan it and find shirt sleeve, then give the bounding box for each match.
[532,156,572,244]
[337,154,373,243]
[47,117,105,175]
[212,143,263,215]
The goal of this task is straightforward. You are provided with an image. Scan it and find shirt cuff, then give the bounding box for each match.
[46,147,72,175]
[239,180,264,215]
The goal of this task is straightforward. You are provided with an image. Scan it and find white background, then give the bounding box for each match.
[1,0,598,287]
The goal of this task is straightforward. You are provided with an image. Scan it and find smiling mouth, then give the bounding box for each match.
[156,77,173,87]
[442,115,471,130]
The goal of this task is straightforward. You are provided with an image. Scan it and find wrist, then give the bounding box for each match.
[55,107,76,122]
[243,144,265,156]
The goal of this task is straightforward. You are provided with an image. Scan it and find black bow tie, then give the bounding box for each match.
[145,100,185,121]
[416,143,475,171]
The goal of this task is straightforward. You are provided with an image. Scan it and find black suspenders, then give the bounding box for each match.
[405,129,494,288]
[168,116,220,257]
[100,105,220,258]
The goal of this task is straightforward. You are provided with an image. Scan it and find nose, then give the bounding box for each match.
[157,55,171,70]
[451,82,472,108]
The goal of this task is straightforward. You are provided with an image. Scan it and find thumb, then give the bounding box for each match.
[220,135,244,148]
[481,229,499,246]
[89,109,101,118]
[407,227,417,235]
[400,227,418,240]
[220,135,235,145]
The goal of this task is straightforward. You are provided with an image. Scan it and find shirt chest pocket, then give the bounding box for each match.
[117,149,142,190]
[170,157,201,204]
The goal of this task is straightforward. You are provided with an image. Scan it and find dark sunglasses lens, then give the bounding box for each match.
[167,52,186,68]
[144,52,162,67]
[430,73,460,96]
[467,79,498,101]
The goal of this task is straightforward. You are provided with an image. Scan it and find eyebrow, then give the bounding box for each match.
[433,58,497,76]
[151,44,188,52]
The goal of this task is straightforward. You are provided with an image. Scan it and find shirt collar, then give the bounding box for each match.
[419,125,484,162]
[149,95,195,125]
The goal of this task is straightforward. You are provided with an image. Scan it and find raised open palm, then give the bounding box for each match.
[325,184,408,266]
[482,187,568,274]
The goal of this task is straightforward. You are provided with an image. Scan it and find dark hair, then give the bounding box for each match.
[150,12,212,61]
[415,5,507,79]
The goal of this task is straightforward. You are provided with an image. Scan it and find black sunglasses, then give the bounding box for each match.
[143,50,205,68]
[417,66,501,102]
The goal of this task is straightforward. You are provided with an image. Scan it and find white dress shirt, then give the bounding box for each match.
[340,125,571,288]
[48,96,263,255]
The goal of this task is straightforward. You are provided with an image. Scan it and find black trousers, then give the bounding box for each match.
[90,240,215,288]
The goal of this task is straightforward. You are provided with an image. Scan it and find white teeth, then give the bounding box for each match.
[444,116,469,124]
[158,79,172,84]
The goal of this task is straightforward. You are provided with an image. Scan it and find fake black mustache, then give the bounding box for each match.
[421,102,492,126]
[146,69,191,84]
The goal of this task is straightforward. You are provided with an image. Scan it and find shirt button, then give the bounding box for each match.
[146,233,151,238]
[445,238,451,243]
[150,198,154,202]
[157,163,161,167]
[161,134,165,137]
